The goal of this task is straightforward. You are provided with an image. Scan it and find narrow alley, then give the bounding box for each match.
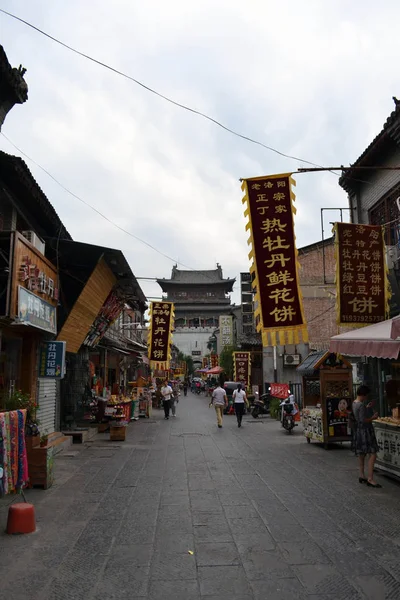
[1,391,400,600]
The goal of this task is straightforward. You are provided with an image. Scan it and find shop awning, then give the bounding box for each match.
[330,317,400,359]
[206,366,224,375]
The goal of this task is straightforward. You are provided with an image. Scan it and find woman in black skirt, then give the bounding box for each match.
[352,385,381,488]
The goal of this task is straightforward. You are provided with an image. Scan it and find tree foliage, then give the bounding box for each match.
[219,344,238,381]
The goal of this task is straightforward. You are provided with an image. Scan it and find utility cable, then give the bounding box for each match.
[0,8,331,170]
[0,132,196,270]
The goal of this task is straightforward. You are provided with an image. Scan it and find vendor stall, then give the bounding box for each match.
[297,351,353,448]
[373,417,400,478]
[330,315,400,479]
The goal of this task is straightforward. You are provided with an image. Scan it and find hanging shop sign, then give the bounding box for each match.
[39,341,66,378]
[269,383,289,399]
[84,291,125,347]
[335,223,390,326]
[233,351,251,387]
[219,315,233,348]
[241,174,307,347]
[148,302,174,370]
[18,286,57,333]
[210,354,219,368]
[202,357,209,369]
[9,233,58,330]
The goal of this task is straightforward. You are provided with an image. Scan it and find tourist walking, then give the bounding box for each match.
[210,382,228,428]
[161,380,173,420]
[233,383,249,428]
[171,383,179,417]
[352,385,381,488]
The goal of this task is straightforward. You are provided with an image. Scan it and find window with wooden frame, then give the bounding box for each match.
[369,184,400,246]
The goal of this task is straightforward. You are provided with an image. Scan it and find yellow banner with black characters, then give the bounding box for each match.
[241,173,307,347]
[148,301,175,371]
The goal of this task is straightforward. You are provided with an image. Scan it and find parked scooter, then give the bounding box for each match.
[251,392,270,418]
[280,397,296,433]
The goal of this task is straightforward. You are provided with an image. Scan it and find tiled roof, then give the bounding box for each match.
[339,99,400,194]
[296,350,326,376]
[237,332,262,347]
[0,151,72,240]
[158,265,235,288]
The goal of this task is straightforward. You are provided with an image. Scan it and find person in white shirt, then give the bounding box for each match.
[161,380,173,420]
[279,392,298,424]
[210,383,228,428]
[232,384,249,428]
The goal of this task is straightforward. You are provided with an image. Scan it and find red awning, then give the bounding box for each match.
[206,366,224,375]
[330,317,400,359]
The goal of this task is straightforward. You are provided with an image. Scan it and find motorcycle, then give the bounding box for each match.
[251,393,270,418]
[281,401,296,434]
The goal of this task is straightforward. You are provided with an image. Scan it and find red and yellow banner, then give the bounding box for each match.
[242,173,307,346]
[335,223,390,326]
[148,301,174,370]
[202,357,209,369]
[233,352,251,387]
[270,383,289,399]
[210,354,219,368]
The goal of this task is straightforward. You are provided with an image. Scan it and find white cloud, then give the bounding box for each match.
[1,0,400,306]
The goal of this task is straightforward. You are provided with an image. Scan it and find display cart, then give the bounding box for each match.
[373,413,400,479]
[297,351,353,448]
[97,395,132,436]
[128,384,152,418]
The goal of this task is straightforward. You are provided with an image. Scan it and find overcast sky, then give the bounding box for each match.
[1,1,400,304]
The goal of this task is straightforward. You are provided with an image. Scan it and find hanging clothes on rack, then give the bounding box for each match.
[0,409,28,494]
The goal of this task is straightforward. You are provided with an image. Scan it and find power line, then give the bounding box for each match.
[4,9,400,194]
[0,132,196,269]
[0,8,329,170]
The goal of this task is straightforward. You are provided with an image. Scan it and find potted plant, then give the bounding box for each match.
[39,430,49,448]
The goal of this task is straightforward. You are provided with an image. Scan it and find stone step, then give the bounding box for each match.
[47,432,73,455]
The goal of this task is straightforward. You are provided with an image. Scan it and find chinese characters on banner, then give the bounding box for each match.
[335,223,390,326]
[219,316,233,348]
[241,174,308,347]
[210,354,219,368]
[148,302,174,370]
[233,352,251,387]
[18,287,57,334]
[202,357,209,369]
[39,341,66,378]
[269,383,289,399]
[84,291,125,347]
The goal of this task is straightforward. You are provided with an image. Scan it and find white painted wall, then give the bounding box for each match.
[173,327,214,360]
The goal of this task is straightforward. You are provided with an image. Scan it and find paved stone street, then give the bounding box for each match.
[2,391,400,599]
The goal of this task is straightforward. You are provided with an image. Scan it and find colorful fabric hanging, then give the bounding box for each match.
[0,409,28,494]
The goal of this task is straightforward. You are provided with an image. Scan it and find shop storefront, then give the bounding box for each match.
[330,315,400,479]
[298,351,353,448]
[0,232,59,429]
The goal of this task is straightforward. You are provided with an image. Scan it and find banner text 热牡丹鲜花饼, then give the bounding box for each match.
[242,174,307,346]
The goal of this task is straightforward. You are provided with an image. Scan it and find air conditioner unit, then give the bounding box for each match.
[22,230,45,255]
[283,354,301,367]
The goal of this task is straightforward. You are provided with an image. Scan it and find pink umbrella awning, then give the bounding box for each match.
[330,317,400,359]
[206,366,224,375]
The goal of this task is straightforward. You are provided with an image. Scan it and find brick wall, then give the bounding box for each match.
[298,239,349,348]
